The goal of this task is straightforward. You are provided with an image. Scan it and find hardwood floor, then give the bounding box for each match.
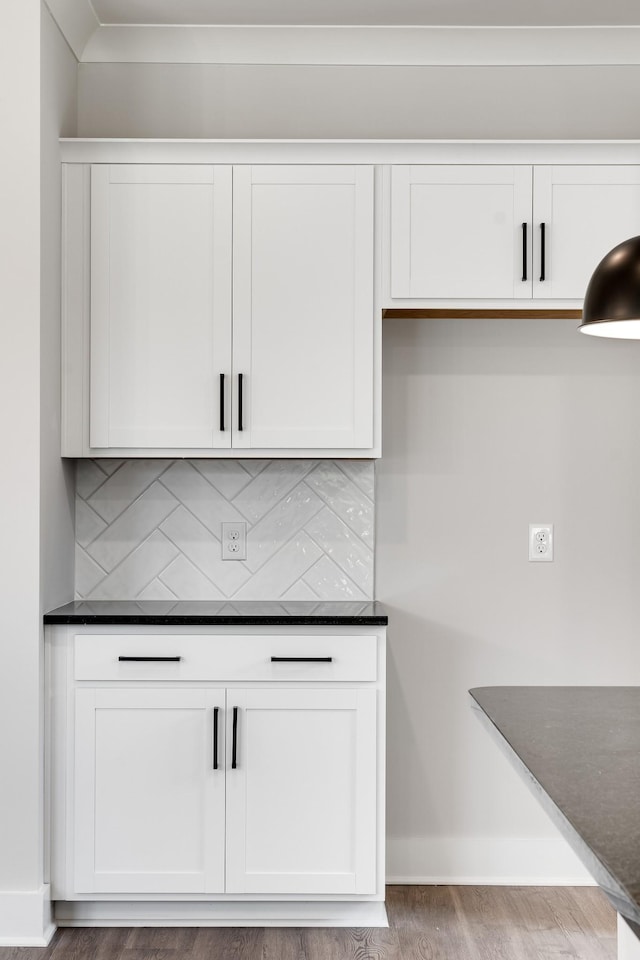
[0,886,617,960]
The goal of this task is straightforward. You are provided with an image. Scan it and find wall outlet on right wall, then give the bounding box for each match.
[529,524,554,562]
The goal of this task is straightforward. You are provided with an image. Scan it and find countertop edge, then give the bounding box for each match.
[43,614,388,626]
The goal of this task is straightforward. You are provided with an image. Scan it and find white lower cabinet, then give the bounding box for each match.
[48,625,386,926]
[74,687,226,895]
[225,688,377,895]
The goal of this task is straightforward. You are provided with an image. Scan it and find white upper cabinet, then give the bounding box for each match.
[90,165,232,449]
[63,144,640,458]
[532,166,640,299]
[390,165,533,300]
[388,162,640,306]
[233,166,374,450]
[62,159,378,458]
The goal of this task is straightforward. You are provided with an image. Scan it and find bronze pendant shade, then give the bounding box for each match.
[580,235,640,338]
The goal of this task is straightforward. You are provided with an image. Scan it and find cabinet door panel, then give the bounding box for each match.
[74,688,225,894]
[90,164,232,449]
[534,166,640,299]
[226,688,377,895]
[233,166,374,449]
[391,165,533,299]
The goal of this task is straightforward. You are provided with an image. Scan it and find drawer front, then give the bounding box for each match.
[74,634,378,682]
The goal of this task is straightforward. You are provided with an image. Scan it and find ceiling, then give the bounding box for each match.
[90,0,640,27]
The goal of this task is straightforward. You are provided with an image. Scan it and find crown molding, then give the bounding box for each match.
[39,9,640,68]
[79,24,640,66]
[42,0,99,61]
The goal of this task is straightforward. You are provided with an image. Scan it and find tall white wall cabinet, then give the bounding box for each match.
[47,622,387,928]
[63,154,377,458]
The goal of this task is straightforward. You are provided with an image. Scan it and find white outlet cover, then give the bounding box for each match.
[529,523,553,562]
[221,521,247,560]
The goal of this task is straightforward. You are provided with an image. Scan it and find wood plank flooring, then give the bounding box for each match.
[0,886,617,960]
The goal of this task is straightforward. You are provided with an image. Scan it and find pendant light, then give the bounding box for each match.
[580,236,640,338]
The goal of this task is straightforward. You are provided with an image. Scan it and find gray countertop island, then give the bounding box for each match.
[470,686,640,939]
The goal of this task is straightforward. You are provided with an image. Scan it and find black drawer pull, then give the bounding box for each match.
[539,222,546,282]
[238,373,244,432]
[219,373,225,431]
[270,656,333,663]
[521,222,528,281]
[213,707,219,770]
[232,706,238,769]
[118,656,182,662]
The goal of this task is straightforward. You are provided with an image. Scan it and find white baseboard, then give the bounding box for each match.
[386,836,594,885]
[0,885,55,946]
[55,899,388,928]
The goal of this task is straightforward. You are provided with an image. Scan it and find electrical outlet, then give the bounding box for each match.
[221,521,247,561]
[529,524,553,562]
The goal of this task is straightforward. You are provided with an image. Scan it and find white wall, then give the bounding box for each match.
[378,318,640,880]
[40,1,76,615]
[77,62,640,139]
[0,0,44,905]
[0,2,75,943]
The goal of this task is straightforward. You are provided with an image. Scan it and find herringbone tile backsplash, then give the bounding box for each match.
[75,460,374,601]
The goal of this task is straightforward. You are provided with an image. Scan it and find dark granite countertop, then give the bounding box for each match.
[44,600,388,626]
[470,686,640,928]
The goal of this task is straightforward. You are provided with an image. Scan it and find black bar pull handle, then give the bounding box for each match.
[118,656,182,662]
[232,706,238,769]
[539,222,546,282]
[238,374,244,432]
[521,222,528,282]
[270,656,333,663]
[219,373,225,432]
[213,707,219,770]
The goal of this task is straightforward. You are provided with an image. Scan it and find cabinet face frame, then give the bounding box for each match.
[62,162,381,459]
[47,623,386,910]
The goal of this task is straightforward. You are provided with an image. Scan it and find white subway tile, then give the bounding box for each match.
[159,555,224,601]
[88,460,172,523]
[245,482,324,573]
[232,461,316,523]
[233,532,322,600]
[302,555,367,601]
[305,507,373,594]
[87,482,178,572]
[89,530,178,600]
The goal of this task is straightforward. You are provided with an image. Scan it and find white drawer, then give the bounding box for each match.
[73,634,378,682]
